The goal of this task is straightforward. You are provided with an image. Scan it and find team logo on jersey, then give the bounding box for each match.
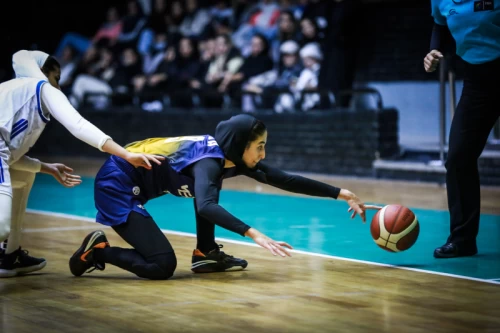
[132,186,140,195]
[137,204,145,210]
[177,185,193,198]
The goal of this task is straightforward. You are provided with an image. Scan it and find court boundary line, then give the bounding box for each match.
[26,209,500,286]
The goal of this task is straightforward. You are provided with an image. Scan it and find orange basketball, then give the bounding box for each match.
[370,204,420,252]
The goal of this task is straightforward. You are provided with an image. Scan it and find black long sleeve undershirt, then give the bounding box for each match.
[430,23,454,54]
[188,159,341,237]
[190,158,251,236]
[243,162,341,199]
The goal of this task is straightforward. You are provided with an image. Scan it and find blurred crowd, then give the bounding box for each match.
[55,0,356,113]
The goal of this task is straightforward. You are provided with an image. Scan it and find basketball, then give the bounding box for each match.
[370,204,420,252]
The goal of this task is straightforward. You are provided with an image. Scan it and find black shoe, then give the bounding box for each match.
[69,230,109,276]
[0,239,7,263]
[191,244,248,273]
[434,242,478,259]
[0,247,46,278]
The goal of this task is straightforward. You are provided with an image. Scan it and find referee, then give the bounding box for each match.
[424,0,500,258]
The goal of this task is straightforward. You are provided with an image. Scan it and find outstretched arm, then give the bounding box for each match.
[191,158,251,236]
[190,158,292,257]
[40,84,163,169]
[245,162,341,198]
[11,156,81,187]
[246,162,381,222]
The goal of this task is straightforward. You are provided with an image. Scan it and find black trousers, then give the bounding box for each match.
[94,211,177,280]
[445,57,500,246]
[93,206,218,280]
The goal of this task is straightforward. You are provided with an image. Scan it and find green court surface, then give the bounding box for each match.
[28,174,500,283]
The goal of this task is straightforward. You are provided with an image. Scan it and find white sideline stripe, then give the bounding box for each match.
[25,209,500,286]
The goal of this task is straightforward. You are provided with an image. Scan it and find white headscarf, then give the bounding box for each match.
[12,50,50,80]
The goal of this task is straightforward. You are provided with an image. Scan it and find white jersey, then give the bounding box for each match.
[0,77,50,165]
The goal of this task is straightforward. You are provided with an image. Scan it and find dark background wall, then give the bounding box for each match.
[29,108,399,177]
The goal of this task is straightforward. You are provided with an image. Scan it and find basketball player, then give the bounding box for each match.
[69,114,380,280]
[425,0,500,258]
[0,50,163,277]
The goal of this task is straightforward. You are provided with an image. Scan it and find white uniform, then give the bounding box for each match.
[0,49,115,266]
[0,77,49,196]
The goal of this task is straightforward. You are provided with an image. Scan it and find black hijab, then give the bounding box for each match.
[214,114,258,168]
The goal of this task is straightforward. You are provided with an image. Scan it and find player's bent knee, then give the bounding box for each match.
[157,252,177,280]
[144,252,177,280]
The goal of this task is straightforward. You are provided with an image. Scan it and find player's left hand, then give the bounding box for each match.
[339,189,383,223]
[348,205,383,222]
[46,163,82,188]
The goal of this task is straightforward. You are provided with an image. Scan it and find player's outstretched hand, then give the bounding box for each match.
[245,228,293,257]
[338,189,383,223]
[42,163,82,188]
[125,152,165,169]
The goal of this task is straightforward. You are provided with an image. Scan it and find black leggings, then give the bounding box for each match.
[446,57,500,246]
[93,211,177,280]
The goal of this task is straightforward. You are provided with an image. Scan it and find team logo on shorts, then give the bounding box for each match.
[132,186,140,195]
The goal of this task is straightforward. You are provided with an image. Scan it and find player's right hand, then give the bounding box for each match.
[424,50,443,72]
[125,152,165,170]
[245,228,293,257]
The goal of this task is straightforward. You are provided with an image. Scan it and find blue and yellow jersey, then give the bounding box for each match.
[125,135,225,173]
[105,135,226,202]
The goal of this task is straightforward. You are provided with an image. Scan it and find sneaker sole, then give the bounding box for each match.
[191,260,248,273]
[0,260,47,278]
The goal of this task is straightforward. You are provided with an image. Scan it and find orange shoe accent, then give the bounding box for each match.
[80,242,110,262]
[193,249,206,257]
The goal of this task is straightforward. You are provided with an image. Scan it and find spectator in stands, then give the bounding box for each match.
[197,37,216,86]
[69,48,141,109]
[274,42,322,113]
[218,33,273,105]
[166,0,186,45]
[301,0,329,36]
[54,6,123,59]
[137,0,168,56]
[167,37,203,107]
[116,0,147,52]
[179,0,212,40]
[232,0,281,57]
[242,40,302,112]
[299,16,325,48]
[270,10,300,63]
[141,30,168,75]
[133,47,175,110]
[279,0,305,20]
[202,34,244,107]
[209,0,234,36]
[211,0,233,23]
[69,46,114,108]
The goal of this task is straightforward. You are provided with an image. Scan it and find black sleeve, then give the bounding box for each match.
[244,162,341,199]
[430,23,454,54]
[189,158,251,236]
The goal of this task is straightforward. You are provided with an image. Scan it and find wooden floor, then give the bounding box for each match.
[1,157,500,333]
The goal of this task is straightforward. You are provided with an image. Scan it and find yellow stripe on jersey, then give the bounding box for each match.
[124,136,213,157]
[125,137,180,156]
